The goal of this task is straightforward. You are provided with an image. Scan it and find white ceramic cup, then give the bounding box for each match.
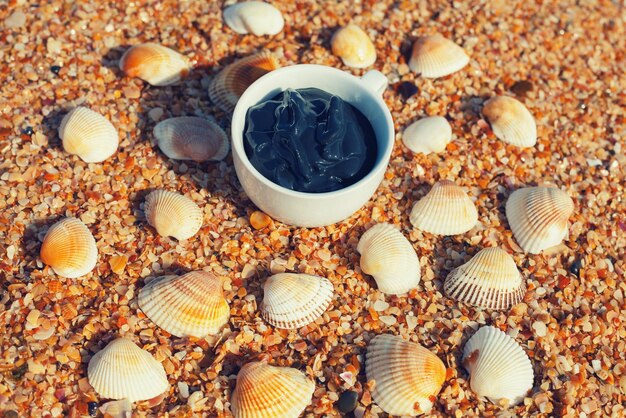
[231,64,394,227]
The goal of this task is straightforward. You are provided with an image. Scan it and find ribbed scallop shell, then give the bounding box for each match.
[231,361,315,418]
[119,42,190,86]
[138,271,230,338]
[366,334,446,416]
[208,52,280,113]
[356,223,421,295]
[505,186,574,254]
[462,326,534,405]
[482,96,537,147]
[409,180,478,235]
[87,337,169,402]
[40,217,97,279]
[444,247,525,309]
[59,107,119,163]
[223,1,285,36]
[154,117,229,162]
[402,116,452,155]
[408,34,469,78]
[260,273,333,329]
[143,190,203,240]
[331,24,377,69]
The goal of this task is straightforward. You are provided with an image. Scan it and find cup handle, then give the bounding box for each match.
[360,70,388,96]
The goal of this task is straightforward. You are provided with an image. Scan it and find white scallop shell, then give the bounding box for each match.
[409,180,478,235]
[462,326,534,405]
[331,24,377,68]
[408,34,469,78]
[119,42,189,86]
[59,107,119,163]
[482,96,537,147]
[444,247,525,309]
[143,190,203,240]
[505,186,574,254]
[154,117,229,162]
[260,273,333,329]
[356,223,421,295]
[223,2,284,36]
[402,116,452,155]
[40,217,98,278]
[87,337,169,402]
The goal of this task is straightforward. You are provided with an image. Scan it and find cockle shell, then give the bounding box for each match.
[143,190,203,241]
[260,273,333,329]
[331,24,377,69]
[444,247,525,310]
[356,223,421,295]
[59,107,119,163]
[402,116,452,155]
[408,34,469,78]
[462,326,534,405]
[40,217,97,279]
[410,180,478,235]
[209,52,280,113]
[223,1,285,36]
[365,334,446,416]
[138,271,230,338]
[87,337,169,402]
[482,96,537,147]
[119,42,190,86]
[154,117,229,162]
[231,361,315,418]
[505,186,574,254]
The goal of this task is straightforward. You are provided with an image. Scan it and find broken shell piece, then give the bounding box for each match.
[463,326,534,405]
[444,247,525,309]
[505,186,574,254]
[366,334,446,415]
[331,24,377,68]
[357,223,421,295]
[40,217,98,279]
[59,107,119,163]
[138,271,230,338]
[143,190,203,240]
[119,42,190,86]
[154,117,229,162]
[223,1,284,36]
[409,180,478,235]
[231,361,315,418]
[402,116,452,155]
[261,273,333,329]
[408,34,469,78]
[482,96,537,147]
[99,399,132,418]
[87,338,169,402]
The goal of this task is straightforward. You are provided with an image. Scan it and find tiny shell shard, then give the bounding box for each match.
[59,107,119,163]
[482,96,537,147]
[40,217,98,279]
[119,42,190,86]
[223,1,285,36]
[143,190,203,241]
[154,117,229,162]
[408,34,469,78]
[402,116,452,155]
[331,24,377,69]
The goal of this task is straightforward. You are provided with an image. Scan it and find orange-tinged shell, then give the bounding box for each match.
[119,42,190,86]
[59,107,119,163]
[483,96,537,147]
[231,361,314,418]
[331,24,376,68]
[209,52,280,113]
[366,334,446,415]
[138,271,230,338]
[154,116,229,162]
[40,217,97,278]
[408,34,469,78]
[143,190,203,240]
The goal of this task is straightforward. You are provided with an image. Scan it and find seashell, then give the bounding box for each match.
[40,217,98,279]
[482,96,537,147]
[505,186,574,254]
[209,52,280,113]
[356,223,421,295]
[138,271,230,338]
[330,24,377,69]
[154,117,229,162]
[408,34,469,78]
[87,337,169,402]
[119,42,190,86]
[462,326,534,405]
[402,116,452,155]
[444,247,525,309]
[260,273,333,329]
[223,1,284,36]
[143,190,203,241]
[231,361,315,418]
[409,180,478,235]
[59,107,119,163]
[365,334,446,416]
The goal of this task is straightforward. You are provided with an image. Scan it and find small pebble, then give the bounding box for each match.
[250,211,271,229]
[88,402,98,417]
[532,321,547,337]
[4,9,26,29]
[337,390,358,413]
[50,65,62,75]
[396,81,419,99]
[4,411,19,418]
[510,80,534,97]
[570,258,584,277]
[22,126,33,135]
